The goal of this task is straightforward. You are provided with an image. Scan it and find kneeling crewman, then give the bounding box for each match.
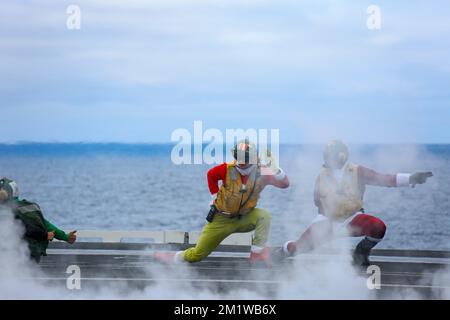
[277,140,433,266]
[155,139,289,267]
[0,177,77,263]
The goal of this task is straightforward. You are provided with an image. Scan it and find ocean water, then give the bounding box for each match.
[0,143,448,250]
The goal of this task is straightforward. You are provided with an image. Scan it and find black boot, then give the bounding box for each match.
[352,238,378,267]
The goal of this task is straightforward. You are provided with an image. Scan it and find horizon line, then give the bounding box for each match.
[0,141,449,146]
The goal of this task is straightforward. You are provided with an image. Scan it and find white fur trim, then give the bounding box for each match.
[283,241,294,254]
[174,251,185,263]
[236,164,256,176]
[251,245,264,253]
[332,168,345,184]
[366,236,382,243]
[274,168,286,181]
[311,214,329,224]
[396,173,411,187]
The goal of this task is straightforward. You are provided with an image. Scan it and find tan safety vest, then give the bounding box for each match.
[317,163,364,221]
[214,163,263,216]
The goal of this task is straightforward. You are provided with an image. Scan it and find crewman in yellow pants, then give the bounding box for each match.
[183,207,272,263]
[155,139,289,267]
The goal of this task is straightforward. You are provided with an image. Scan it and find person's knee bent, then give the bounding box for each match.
[257,209,272,222]
[183,247,210,263]
[186,253,206,263]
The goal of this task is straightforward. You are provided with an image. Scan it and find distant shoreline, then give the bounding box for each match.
[0,143,448,156]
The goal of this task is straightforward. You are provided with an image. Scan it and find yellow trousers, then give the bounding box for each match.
[181,208,272,263]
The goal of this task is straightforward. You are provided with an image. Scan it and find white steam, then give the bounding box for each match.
[0,143,448,300]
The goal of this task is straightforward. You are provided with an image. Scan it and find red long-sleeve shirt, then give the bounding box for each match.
[207,163,289,195]
[314,165,398,212]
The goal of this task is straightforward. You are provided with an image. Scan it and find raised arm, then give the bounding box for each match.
[260,166,290,189]
[259,150,289,189]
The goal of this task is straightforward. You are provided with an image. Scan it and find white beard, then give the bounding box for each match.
[236,164,256,176]
[332,162,347,184]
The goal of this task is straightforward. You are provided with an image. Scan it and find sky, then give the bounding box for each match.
[0,0,449,144]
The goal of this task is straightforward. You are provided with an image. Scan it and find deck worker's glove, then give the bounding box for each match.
[263,149,286,180]
[210,193,217,205]
[68,230,77,244]
[47,231,55,241]
[409,172,433,187]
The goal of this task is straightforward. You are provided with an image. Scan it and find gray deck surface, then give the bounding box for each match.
[35,242,450,299]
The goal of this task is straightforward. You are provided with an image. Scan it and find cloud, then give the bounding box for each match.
[367,34,401,46]
[0,0,449,142]
[217,31,290,45]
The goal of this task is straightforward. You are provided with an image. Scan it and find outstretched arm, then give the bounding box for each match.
[44,219,69,241]
[44,219,77,243]
[358,166,433,187]
[358,166,397,187]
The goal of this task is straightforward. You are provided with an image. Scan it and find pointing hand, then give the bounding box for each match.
[409,172,433,187]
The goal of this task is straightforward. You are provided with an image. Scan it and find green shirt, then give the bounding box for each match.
[13,198,69,256]
[44,219,69,242]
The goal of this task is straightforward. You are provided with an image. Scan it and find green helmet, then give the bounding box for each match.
[0,177,19,201]
[323,140,349,169]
